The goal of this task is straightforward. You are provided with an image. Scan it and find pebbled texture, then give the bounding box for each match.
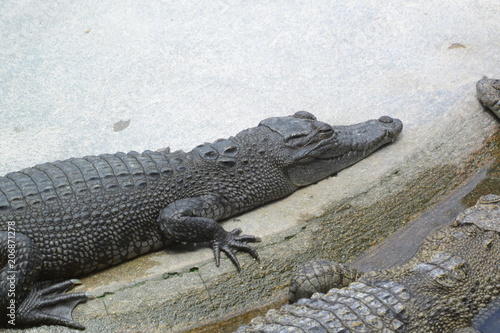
[237,195,500,333]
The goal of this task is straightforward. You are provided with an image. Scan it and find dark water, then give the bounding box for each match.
[474,300,500,333]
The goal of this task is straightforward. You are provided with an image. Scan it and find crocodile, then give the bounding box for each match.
[477,76,500,119]
[0,111,402,330]
[237,194,500,333]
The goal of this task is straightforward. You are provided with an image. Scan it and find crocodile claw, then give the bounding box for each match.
[211,228,260,271]
[17,279,91,330]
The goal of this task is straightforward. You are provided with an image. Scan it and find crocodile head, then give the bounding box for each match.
[476,76,500,118]
[259,111,403,186]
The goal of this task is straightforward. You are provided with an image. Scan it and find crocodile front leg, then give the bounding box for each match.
[0,231,90,329]
[289,259,363,302]
[158,194,260,271]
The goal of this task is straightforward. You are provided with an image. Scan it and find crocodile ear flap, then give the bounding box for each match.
[293,111,317,120]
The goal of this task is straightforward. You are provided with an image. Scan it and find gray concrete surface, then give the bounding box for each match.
[1,0,499,332]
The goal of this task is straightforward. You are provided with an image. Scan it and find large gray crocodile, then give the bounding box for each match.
[0,111,402,329]
[477,76,500,119]
[237,194,500,333]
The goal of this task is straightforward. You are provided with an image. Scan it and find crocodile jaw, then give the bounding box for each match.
[287,116,403,187]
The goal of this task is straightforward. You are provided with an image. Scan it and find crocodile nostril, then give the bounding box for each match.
[378,116,394,124]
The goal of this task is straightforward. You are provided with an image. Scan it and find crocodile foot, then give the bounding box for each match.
[17,279,92,330]
[211,228,260,271]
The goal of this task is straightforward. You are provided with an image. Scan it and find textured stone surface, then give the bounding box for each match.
[0,0,499,331]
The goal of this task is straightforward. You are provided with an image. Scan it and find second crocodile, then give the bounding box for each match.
[238,194,500,333]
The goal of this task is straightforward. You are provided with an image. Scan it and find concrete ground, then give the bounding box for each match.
[1,0,499,332]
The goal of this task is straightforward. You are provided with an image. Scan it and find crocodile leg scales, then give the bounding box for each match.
[158,194,260,271]
[0,231,90,329]
[289,260,363,303]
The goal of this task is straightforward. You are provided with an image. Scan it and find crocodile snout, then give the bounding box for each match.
[378,116,403,139]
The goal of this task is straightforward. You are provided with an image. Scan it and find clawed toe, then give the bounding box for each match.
[38,279,81,297]
[17,279,91,330]
[211,228,261,271]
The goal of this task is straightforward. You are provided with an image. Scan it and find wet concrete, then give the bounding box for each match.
[1,0,500,332]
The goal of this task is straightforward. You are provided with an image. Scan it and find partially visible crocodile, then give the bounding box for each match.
[0,111,402,329]
[237,194,500,333]
[477,76,500,119]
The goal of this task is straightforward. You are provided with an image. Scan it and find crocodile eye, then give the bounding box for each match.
[317,124,334,139]
[318,129,333,139]
[434,275,457,288]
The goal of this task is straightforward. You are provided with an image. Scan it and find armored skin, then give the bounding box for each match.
[237,194,500,333]
[477,77,500,119]
[0,112,402,329]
